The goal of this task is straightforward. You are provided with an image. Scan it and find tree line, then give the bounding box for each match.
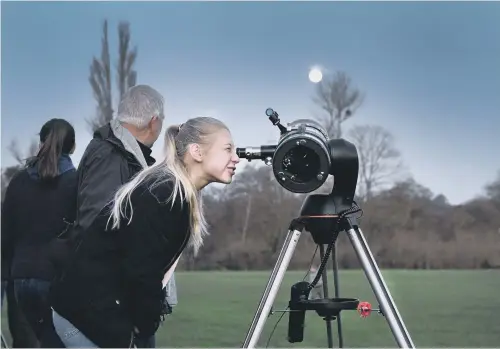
[2,20,499,270]
[187,166,500,270]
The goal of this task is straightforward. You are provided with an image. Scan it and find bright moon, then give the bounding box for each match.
[308,68,323,83]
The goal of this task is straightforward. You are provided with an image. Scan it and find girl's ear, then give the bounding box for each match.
[187,143,203,163]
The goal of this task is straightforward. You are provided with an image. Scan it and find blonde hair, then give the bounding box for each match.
[107,117,229,255]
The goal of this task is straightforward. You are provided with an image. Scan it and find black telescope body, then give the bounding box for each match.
[236,108,358,200]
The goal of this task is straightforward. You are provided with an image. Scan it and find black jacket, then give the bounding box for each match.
[74,124,155,235]
[1,163,78,282]
[47,124,156,278]
[48,123,181,348]
[50,176,191,348]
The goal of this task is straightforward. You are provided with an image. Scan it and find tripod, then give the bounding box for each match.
[241,192,415,349]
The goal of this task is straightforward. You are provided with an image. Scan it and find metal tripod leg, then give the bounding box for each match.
[242,226,303,348]
[1,332,8,348]
[318,244,334,348]
[331,243,343,348]
[346,227,415,348]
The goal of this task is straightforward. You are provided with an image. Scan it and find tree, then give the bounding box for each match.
[312,71,364,139]
[347,124,404,200]
[433,194,449,207]
[7,139,38,166]
[485,170,500,202]
[383,177,434,201]
[87,20,138,132]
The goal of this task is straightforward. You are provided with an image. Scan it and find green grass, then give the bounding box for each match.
[2,270,499,347]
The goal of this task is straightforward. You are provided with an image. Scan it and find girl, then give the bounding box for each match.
[50,117,240,348]
[1,118,78,343]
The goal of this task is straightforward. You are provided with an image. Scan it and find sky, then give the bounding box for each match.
[1,1,499,205]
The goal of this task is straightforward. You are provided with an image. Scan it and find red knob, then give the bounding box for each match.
[357,301,372,318]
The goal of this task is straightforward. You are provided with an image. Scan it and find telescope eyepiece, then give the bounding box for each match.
[236,145,277,162]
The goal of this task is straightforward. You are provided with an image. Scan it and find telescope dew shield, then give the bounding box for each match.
[272,119,331,193]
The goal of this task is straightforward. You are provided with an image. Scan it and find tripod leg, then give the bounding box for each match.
[242,224,303,348]
[331,244,344,348]
[1,332,8,349]
[318,244,334,349]
[346,227,415,348]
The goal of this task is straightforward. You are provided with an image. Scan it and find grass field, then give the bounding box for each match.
[2,270,499,347]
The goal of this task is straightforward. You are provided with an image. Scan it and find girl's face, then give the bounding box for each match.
[200,128,240,184]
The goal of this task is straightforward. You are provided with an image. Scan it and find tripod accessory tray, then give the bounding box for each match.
[295,297,360,318]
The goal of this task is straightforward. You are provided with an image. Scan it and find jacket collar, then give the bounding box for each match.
[94,124,156,167]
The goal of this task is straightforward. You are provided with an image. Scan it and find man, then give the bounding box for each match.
[75,85,164,234]
[67,85,174,347]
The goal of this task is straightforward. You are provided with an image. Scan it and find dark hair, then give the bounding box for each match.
[28,118,76,181]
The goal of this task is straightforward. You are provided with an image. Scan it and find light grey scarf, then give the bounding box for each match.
[110,120,178,307]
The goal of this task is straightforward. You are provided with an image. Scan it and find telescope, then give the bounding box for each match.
[237,108,415,349]
[237,108,335,194]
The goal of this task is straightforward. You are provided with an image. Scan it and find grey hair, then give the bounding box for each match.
[116,85,165,128]
[108,117,229,256]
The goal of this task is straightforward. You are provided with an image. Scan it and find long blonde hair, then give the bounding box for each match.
[107,117,229,255]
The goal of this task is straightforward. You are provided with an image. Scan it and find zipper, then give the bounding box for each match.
[57,218,74,238]
[162,228,190,275]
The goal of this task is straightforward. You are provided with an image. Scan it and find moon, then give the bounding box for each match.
[308,68,323,83]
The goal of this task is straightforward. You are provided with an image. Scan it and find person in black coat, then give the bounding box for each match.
[1,118,78,343]
[71,85,165,238]
[53,85,167,348]
[50,117,240,348]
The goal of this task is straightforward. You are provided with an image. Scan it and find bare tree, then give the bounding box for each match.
[87,20,138,133]
[7,139,39,166]
[485,170,500,202]
[116,22,138,99]
[347,124,404,200]
[312,71,364,139]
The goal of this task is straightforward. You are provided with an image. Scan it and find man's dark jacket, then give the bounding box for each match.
[50,124,157,347]
[75,124,155,234]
